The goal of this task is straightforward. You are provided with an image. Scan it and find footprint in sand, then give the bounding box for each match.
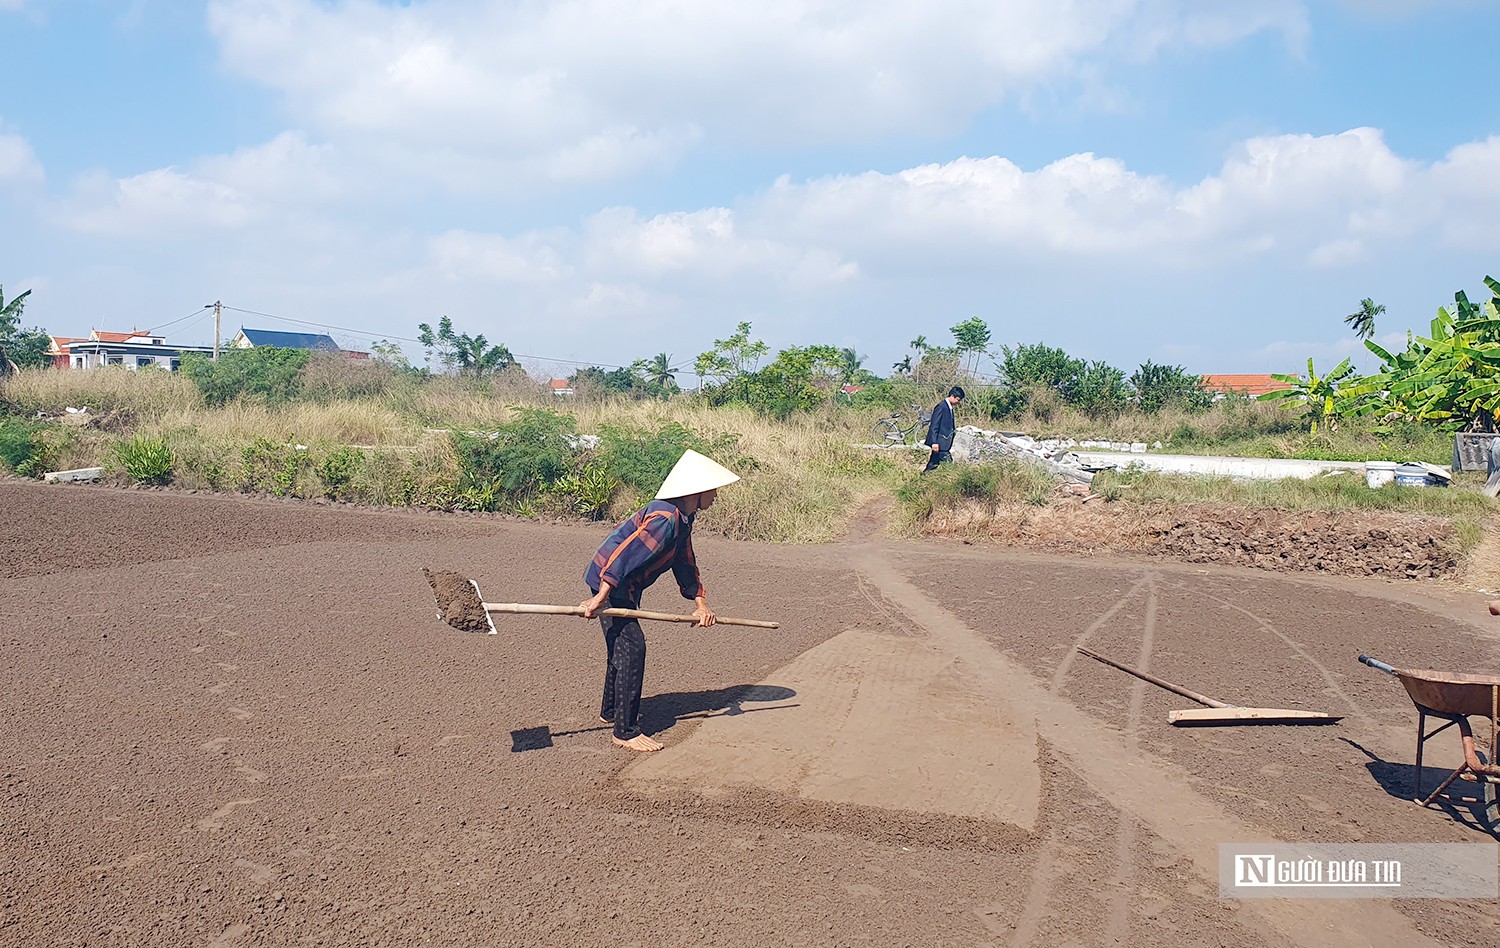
[233,759,268,784]
[209,682,231,695]
[191,645,209,654]
[201,737,232,753]
[433,734,471,748]
[214,662,239,673]
[227,707,254,722]
[197,798,263,832]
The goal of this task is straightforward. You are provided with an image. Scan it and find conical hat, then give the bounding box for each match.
[655,448,741,500]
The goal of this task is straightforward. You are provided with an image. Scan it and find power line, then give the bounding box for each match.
[145,306,211,334]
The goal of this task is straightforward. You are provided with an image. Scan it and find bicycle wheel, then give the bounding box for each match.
[872,418,905,443]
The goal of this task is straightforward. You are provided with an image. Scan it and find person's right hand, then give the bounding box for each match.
[930,443,940,453]
[580,593,607,618]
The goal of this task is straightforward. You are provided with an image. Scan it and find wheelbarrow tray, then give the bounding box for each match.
[1393,668,1500,718]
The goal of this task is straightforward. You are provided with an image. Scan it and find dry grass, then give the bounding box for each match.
[1,366,200,417]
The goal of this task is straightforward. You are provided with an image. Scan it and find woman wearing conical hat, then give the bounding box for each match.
[579,449,740,752]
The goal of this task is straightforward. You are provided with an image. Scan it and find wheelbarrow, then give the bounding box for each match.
[1359,655,1500,811]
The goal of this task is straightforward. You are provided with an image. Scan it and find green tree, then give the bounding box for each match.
[997,343,1085,390]
[1343,298,1384,341]
[1336,278,1500,431]
[1130,361,1214,414]
[370,339,412,369]
[836,347,865,387]
[892,354,913,376]
[180,347,312,406]
[908,334,929,383]
[694,321,768,396]
[950,317,992,376]
[643,353,677,390]
[1063,361,1130,417]
[418,316,514,377]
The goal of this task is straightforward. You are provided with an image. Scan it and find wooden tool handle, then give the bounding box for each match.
[482,602,780,629]
[1076,645,1231,708]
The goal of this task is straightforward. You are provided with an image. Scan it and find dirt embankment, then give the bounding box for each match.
[921,500,1461,579]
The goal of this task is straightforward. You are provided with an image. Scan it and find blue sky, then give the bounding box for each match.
[2,0,1499,381]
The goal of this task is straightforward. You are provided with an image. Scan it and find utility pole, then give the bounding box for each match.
[211,300,222,362]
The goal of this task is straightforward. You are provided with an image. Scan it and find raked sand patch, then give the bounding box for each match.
[618,627,1041,828]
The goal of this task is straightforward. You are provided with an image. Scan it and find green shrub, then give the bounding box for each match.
[554,462,622,519]
[453,407,578,494]
[115,435,174,484]
[180,347,311,406]
[317,446,363,498]
[239,437,304,495]
[895,459,1057,521]
[597,422,741,498]
[0,419,41,472]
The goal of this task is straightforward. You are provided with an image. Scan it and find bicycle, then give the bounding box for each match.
[871,405,932,444]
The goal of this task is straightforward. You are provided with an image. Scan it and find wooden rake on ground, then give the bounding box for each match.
[422,568,780,634]
[1077,646,1342,726]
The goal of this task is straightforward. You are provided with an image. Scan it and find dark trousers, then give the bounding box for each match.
[598,592,646,740]
[923,448,951,472]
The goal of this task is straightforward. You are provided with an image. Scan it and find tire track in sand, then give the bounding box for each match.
[1102,573,1158,947]
[1007,571,1151,948]
[848,541,1441,948]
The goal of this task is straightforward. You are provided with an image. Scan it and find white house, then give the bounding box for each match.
[63,330,213,371]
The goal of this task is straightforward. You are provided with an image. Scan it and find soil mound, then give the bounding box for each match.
[924,501,1460,579]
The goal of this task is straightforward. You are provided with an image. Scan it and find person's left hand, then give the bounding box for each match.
[692,604,717,628]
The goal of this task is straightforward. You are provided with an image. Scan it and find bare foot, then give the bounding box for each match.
[1489,601,1500,617]
[612,734,663,752]
[599,715,613,724]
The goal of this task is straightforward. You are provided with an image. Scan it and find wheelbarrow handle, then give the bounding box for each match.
[1359,654,1397,676]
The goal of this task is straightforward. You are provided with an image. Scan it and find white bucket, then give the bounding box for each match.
[1395,462,1432,487]
[1364,460,1397,488]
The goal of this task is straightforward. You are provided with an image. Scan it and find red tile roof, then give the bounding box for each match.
[1201,374,1293,397]
[549,378,572,390]
[90,330,149,343]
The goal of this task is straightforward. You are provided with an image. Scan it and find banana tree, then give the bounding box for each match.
[1259,357,1356,433]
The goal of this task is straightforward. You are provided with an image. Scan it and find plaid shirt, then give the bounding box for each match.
[584,500,704,604]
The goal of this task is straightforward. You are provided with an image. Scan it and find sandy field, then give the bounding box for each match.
[3,479,1499,947]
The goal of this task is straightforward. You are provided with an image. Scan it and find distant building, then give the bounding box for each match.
[230,327,370,359]
[549,378,575,396]
[63,329,213,371]
[46,336,87,370]
[231,328,340,351]
[1200,374,1294,398]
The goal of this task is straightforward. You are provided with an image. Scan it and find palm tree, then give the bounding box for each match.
[1343,298,1384,341]
[837,347,864,387]
[644,352,676,389]
[892,355,912,376]
[909,335,928,384]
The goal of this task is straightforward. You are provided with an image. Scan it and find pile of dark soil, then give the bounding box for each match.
[422,567,493,633]
[922,500,1461,579]
[1150,506,1458,578]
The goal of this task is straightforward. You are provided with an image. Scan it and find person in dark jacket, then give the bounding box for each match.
[922,385,965,472]
[579,449,740,752]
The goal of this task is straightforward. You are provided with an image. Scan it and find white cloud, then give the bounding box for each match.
[0,130,43,187]
[63,168,259,235]
[205,0,1306,190]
